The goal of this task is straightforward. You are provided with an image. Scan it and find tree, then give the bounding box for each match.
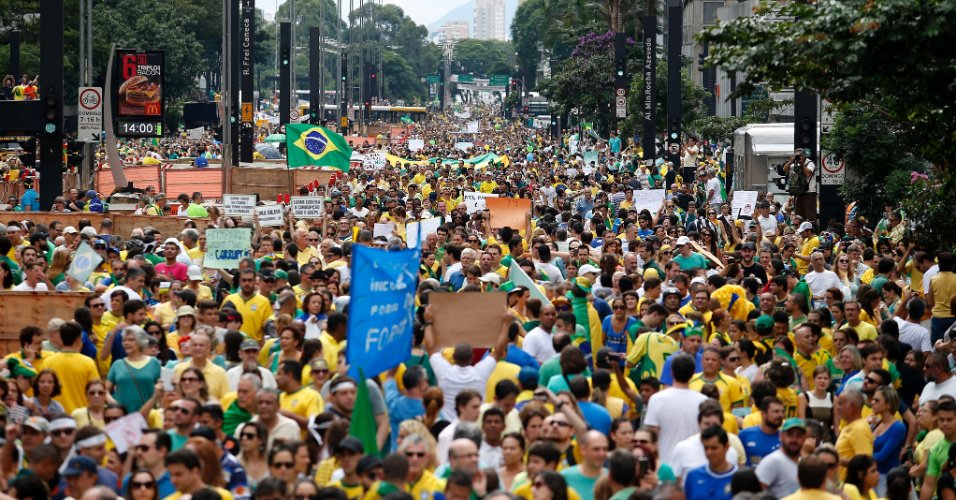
[688,97,791,143]
[622,57,710,141]
[699,0,955,173]
[451,40,514,77]
[511,0,546,89]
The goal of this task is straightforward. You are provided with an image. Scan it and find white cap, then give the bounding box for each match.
[187,265,203,281]
[690,276,707,286]
[80,226,97,237]
[676,236,691,247]
[479,273,501,285]
[578,264,600,275]
[63,226,78,234]
[797,221,813,233]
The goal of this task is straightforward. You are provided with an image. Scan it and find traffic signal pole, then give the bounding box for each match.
[38,0,64,206]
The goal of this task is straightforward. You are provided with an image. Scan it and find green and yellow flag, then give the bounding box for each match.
[349,369,380,456]
[285,124,352,171]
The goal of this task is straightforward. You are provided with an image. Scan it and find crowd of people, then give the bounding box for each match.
[0,107,952,500]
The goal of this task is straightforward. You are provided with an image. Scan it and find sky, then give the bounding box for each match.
[261,0,470,27]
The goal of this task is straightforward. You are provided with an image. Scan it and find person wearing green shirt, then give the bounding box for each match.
[672,236,710,271]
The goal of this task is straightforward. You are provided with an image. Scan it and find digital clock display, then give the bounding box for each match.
[117,120,163,137]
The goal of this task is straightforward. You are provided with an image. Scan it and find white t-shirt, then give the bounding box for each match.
[643,387,708,465]
[758,214,777,236]
[670,432,741,478]
[12,281,48,291]
[805,270,843,301]
[923,265,940,295]
[706,177,723,204]
[430,353,497,417]
[522,327,558,364]
[920,376,956,404]
[682,145,699,168]
[535,262,564,283]
[895,318,932,352]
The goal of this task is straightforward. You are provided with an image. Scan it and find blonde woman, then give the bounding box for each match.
[46,248,71,286]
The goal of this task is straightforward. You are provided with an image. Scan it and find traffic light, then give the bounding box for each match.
[668,115,680,141]
[340,53,348,83]
[793,91,817,161]
[280,45,290,67]
[43,89,58,134]
[364,100,372,116]
[614,32,628,86]
[698,52,706,72]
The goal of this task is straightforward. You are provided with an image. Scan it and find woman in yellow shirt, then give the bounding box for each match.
[928,253,956,343]
[842,455,879,500]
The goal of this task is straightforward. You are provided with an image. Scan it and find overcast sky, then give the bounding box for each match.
[261,0,471,27]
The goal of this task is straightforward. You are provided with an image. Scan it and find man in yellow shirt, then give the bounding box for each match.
[221,269,274,342]
[792,323,832,385]
[689,346,745,412]
[173,329,230,400]
[44,321,99,414]
[793,221,820,275]
[834,390,873,478]
[277,359,324,430]
[401,434,445,499]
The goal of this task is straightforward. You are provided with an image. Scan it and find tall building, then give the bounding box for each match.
[474,0,506,41]
[438,21,471,44]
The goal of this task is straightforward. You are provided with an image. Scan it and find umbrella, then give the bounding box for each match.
[255,143,283,159]
[264,134,286,143]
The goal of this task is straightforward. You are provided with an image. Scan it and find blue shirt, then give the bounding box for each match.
[21,189,39,211]
[384,378,426,452]
[578,401,612,434]
[123,470,175,498]
[873,420,906,473]
[683,464,738,500]
[659,350,703,386]
[738,426,781,466]
[222,452,250,500]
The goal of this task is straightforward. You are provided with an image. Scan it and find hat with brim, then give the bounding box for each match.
[6,358,37,379]
[240,339,260,351]
[499,281,518,293]
[574,277,592,294]
[479,273,501,285]
[176,305,197,318]
[335,436,364,454]
[23,416,49,433]
[578,264,600,276]
[755,314,774,331]
[684,327,704,338]
[781,418,807,432]
[62,456,97,476]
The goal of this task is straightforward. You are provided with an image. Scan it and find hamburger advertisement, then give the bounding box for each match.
[116,50,164,117]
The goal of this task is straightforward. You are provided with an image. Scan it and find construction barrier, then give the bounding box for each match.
[11,213,207,239]
[164,168,224,201]
[0,292,91,355]
[95,165,163,195]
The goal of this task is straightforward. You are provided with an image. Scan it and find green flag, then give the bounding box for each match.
[285,123,352,171]
[349,370,380,456]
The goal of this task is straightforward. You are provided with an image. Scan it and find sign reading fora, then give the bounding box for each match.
[115,50,164,118]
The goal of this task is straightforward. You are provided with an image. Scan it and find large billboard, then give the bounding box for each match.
[115,50,164,118]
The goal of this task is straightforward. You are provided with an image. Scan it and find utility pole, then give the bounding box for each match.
[665,0,683,176]
[39,0,64,207]
[221,0,235,191]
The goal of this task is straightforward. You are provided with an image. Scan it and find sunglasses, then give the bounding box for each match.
[404,451,426,458]
[88,390,105,396]
[90,303,106,308]
[272,461,295,469]
[180,377,200,383]
[308,238,319,242]
[241,433,258,440]
[131,481,155,490]
[170,406,192,415]
[549,420,571,427]
[52,428,75,437]
[612,305,626,310]
[865,377,882,384]
[728,357,740,362]
[633,438,651,444]
[313,368,330,375]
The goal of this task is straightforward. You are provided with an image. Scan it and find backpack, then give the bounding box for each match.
[788,162,811,196]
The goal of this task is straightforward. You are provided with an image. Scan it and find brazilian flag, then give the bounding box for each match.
[285,124,352,172]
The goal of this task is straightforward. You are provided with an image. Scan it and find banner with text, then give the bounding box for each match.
[255,204,284,226]
[633,189,665,216]
[346,246,420,378]
[290,196,324,218]
[463,191,498,214]
[486,197,531,230]
[223,194,256,216]
[731,191,758,218]
[203,228,252,268]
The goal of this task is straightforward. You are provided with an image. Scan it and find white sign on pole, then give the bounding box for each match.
[615,96,627,119]
[408,139,425,151]
[820,154,846,186]
[362,151,387,171]
[463,191,498,214]
[222,194,256,216]
[731,191,759,218]
[77,87,102,142]
[187,127,204,140]
[255,204,284,227]
[290,196,325,218]
[632,189,665,216]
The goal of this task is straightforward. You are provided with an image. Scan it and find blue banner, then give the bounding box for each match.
[346,246,420,379]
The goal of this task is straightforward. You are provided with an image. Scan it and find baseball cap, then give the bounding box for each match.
[676,236,691,247]
[357,455,383,475]
[578,264,600,275]
[574,276,592,294]
[186,265,203,281]
[498,281,518,293]
[690,276,707,287]
[662,287,681,298]
[274,269,289,280]
[755,314,774,332]
[797,221,814,233]
[240,339,260,351]
[63,456,98,476]
[518,366,539,388]
[781,418,807,432]
[741,242,756,251]
[23,416,50,433]
[63,226,78,234]
[335,436,364,454]
[479,273,501,285]
[80,226,98,238]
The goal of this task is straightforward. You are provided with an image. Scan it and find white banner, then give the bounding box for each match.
[463,191,498,214]
[731,191,759,218]
[633,189,666,216]
[290,196,324,218]
[362,151,387,171]
[187,127,204,140]
[408,139,425,151]
[222,194,256,216]
[454,142,474,151]
[255,204,284,227]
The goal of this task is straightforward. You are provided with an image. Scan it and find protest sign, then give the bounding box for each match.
[223,194,256,216]
[67,242,103,283]
[105,412,147,453]
[583,150,599,165]
[373,222,395,239]
[463,191,498,214]
[509,260,553,307]
[429,292,506,348]
[346,246,420,378]
[465,121,479,133]
[203,228,252,268]
[405,217,442,249]
[486,197,531,230]
[187,127,203,140]
[362,151,387,171]
[255,204,284,227]
[731,191,759,218]
[290,196,324,218]
[633,189,665,216]
[408,139,425,151]
[454,142,473,151]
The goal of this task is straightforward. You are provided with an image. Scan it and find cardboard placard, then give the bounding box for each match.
[633,189,666,216]
[362,151,387,171]
[463,191,498,214]
[408,139,425,151]
[104,412,147,454]
[486,197,531,230]
[689,241,724,268]
[731,191,758,218]
[429,292,507,348]
[223,194,257,216]
[203,228,252,268]
[256,204,284,227]
[290,196,324,218]
[373,222,395,239]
